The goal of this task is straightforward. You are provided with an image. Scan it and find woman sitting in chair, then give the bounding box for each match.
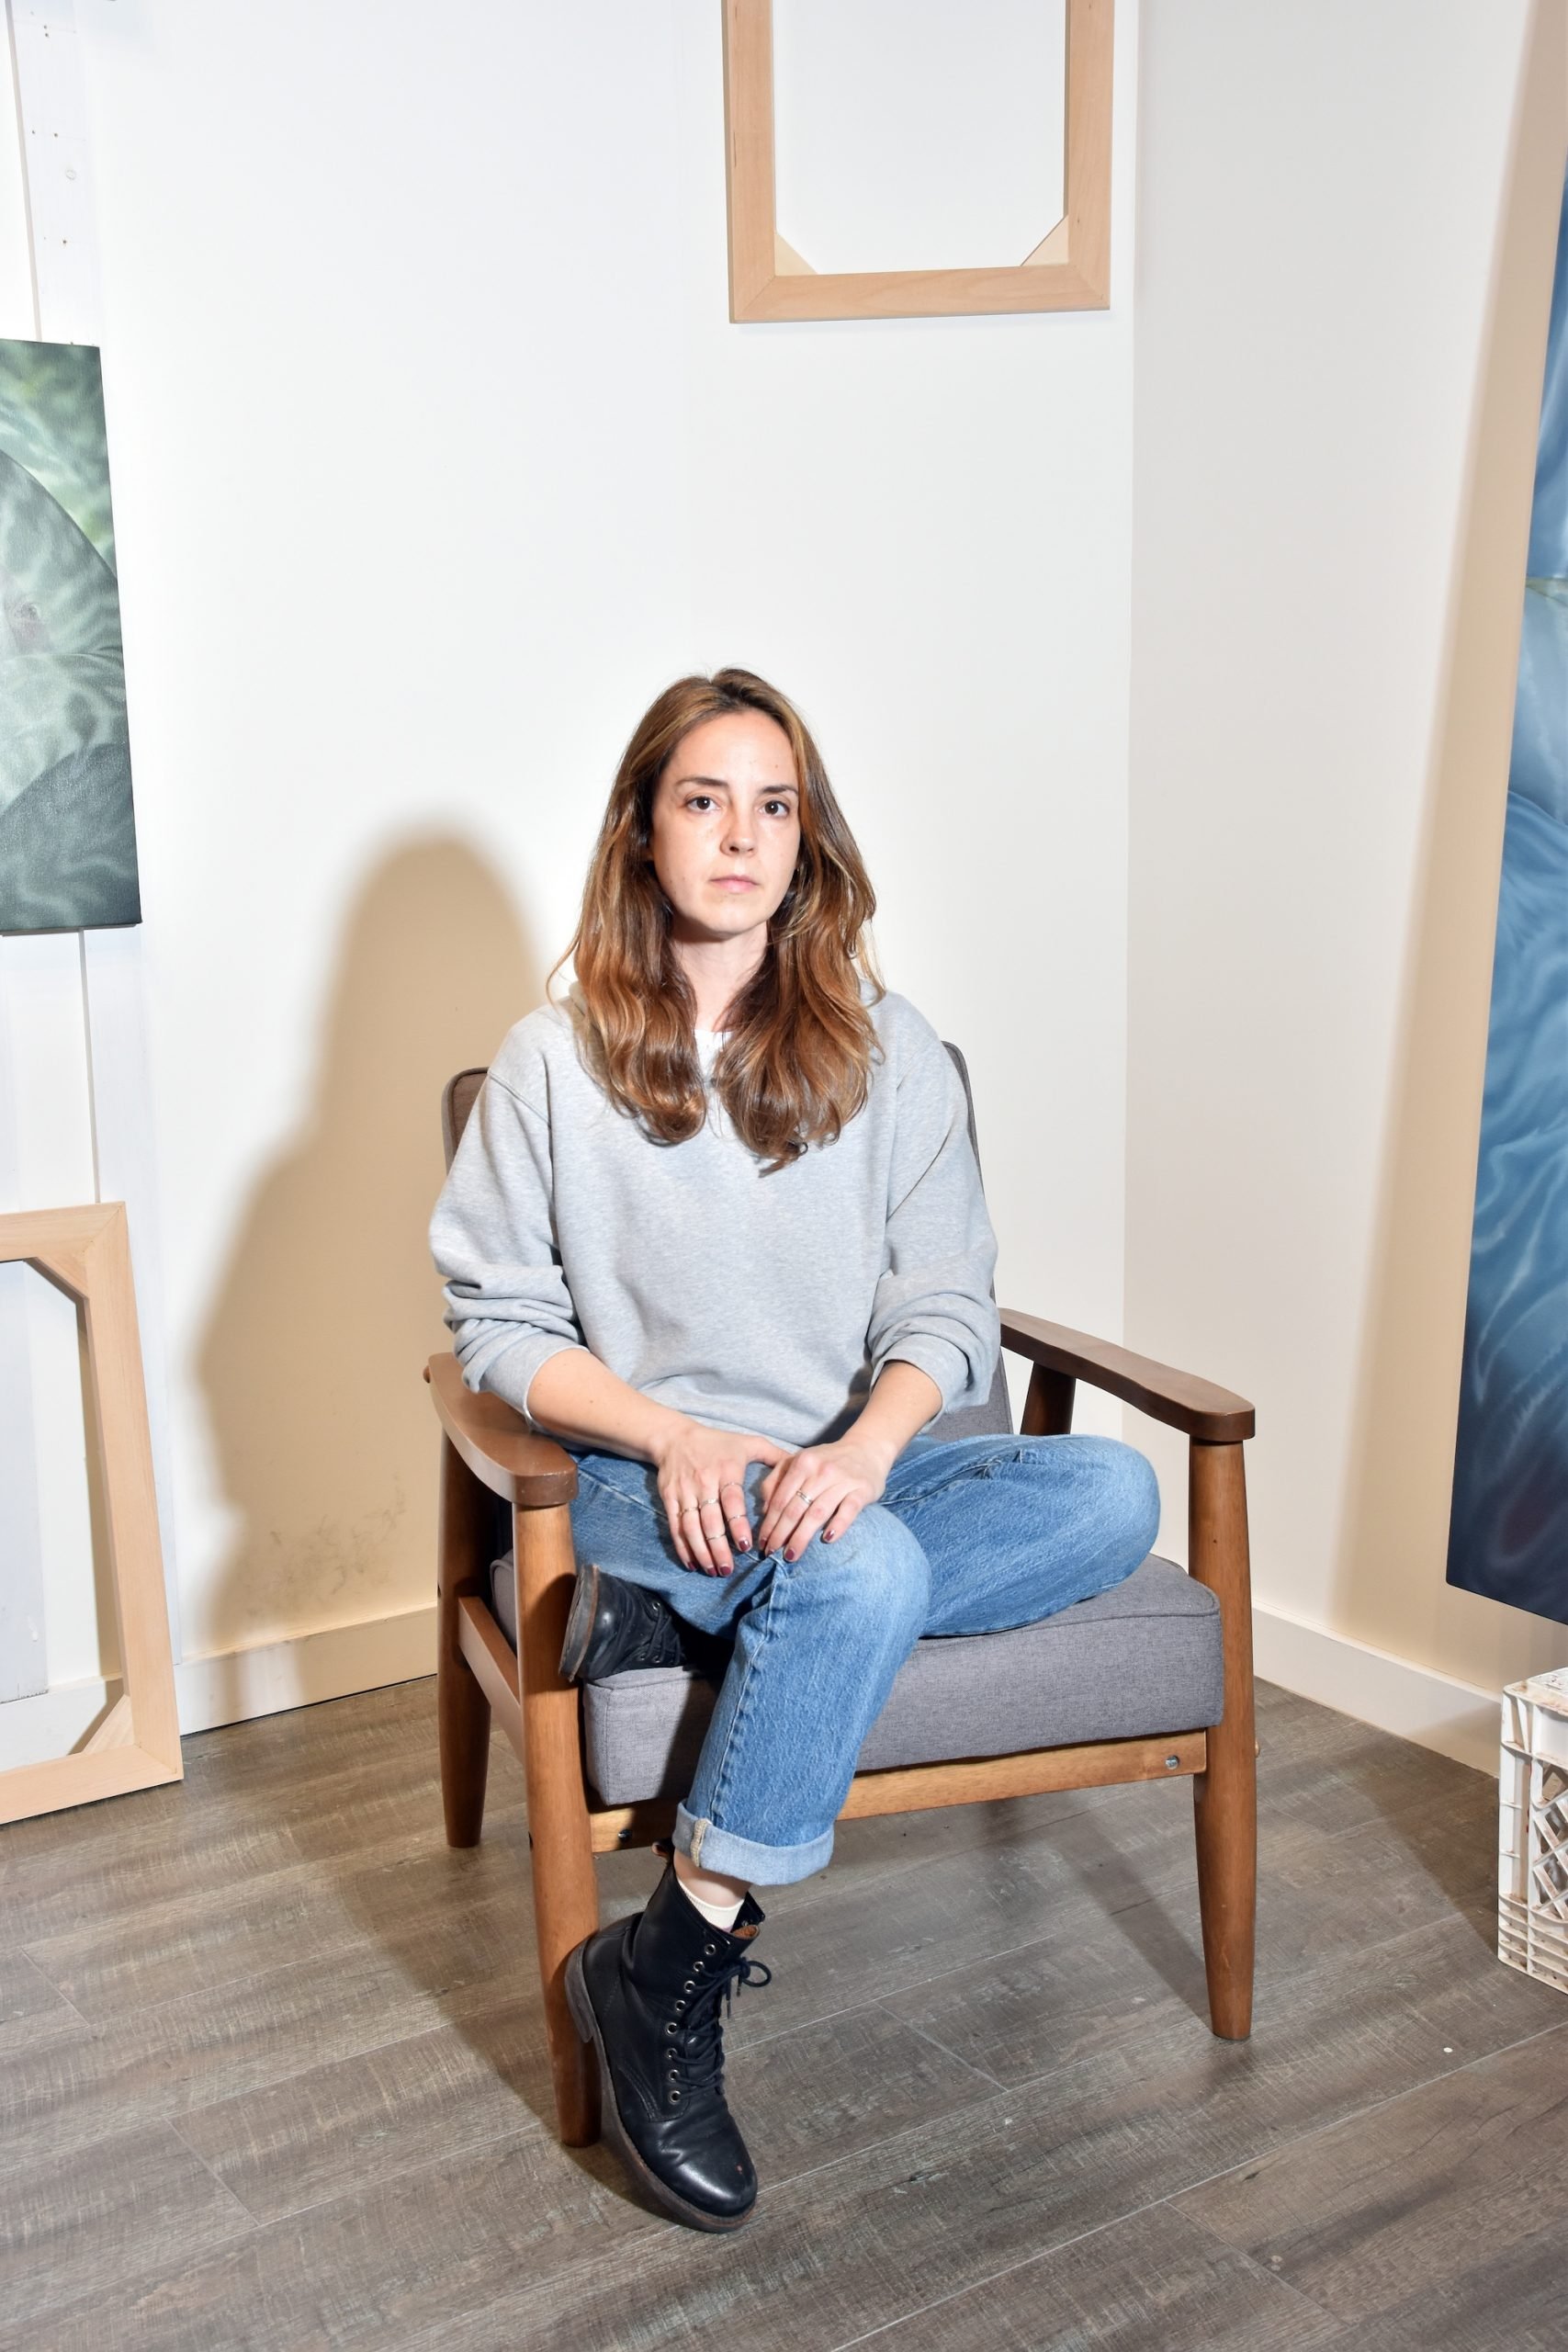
[428,668,1160,2233]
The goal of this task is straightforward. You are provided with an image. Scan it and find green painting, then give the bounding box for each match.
[0,337,140,933]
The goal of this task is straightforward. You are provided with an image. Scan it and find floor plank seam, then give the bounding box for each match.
[164,2110,553,2232]
[728,1989,918,2059]
[685,2070,1055,2210]
[871,2000,1010,2092]
[163,2114,276,2231]
[1145,2010,1568,2216]
[193,1984,551,2091]
[1170,2199,1350,2329]
[734,1886,1216,2059]
[2,1803,536,1958]
[0,1993,557,2186]
[821,2201,1337,2352]
[169,1987,559,2115]
[732,1919,1134,2059]
[68,1929,542,2052]
[461,2097,1348,2352]
[997,2003,1568,2138]
[13,1816,531,1948]
[11,1958,95,2032]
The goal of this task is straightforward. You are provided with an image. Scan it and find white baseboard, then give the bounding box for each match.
[0,1606,437,1772]
[0,1596,1506,1781]
[175,1605,437,1735]
[1252,1601,1503,1778]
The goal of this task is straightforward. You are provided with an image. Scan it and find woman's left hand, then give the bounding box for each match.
[755,1437,893,1561]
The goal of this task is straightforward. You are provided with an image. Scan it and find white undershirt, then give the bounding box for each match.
[694,1028,728,1131]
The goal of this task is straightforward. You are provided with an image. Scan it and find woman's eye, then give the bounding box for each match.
[682,794,792,816]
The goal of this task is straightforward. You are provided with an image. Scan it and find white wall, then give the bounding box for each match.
[1127,0,1568,1768]
[2,2,1141,1727]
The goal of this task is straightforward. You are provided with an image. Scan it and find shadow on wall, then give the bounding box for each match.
[1332,0,1568,1687]
[197,837,536,1657]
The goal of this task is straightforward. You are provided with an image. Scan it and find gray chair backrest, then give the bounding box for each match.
[930,1041,1013,1441]
[443,1067,487,1171]
[439,1037,1012,1441]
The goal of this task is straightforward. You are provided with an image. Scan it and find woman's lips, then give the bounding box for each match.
[710,877,758,889]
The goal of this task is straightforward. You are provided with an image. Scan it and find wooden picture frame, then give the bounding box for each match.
[0,1203,181,1825]
[722,0,1113,322]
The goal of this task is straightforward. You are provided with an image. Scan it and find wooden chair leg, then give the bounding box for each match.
[1189,1438,1257,2040]
[437,1434,492,1849]
[515,1498,602,2147]
[1021,1361,1077,1435]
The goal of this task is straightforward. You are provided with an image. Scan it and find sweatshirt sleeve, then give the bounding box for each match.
[427,1070,589,1419]
[866,1024,1002,1423]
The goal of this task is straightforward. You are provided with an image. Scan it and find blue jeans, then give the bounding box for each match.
[564,1429,1161,1886]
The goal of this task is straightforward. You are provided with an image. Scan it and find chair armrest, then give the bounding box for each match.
[425,1353,579,1508]
[998,1310,1255,1442]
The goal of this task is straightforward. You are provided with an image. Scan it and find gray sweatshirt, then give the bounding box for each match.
[428,984,1001,1450]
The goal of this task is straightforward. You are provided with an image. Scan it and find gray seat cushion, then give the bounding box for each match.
[487,1552,1223,1808]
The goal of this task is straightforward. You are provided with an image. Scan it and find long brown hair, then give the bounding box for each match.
[547,669,885,1172]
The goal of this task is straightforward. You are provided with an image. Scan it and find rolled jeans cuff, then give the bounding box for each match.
[674,1802,836,1888]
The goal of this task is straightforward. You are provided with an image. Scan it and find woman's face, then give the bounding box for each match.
[648,709,803,951]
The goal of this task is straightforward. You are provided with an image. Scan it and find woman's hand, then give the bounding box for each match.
[650,1419,793,1576]
[755,1436,895,1561]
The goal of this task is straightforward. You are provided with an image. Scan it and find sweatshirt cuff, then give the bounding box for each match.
[473,1334,591,1424]
[875,1335,974,1421]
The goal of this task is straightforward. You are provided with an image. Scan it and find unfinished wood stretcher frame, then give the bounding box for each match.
[722,0,1113,322]
[0,1204,181,1826]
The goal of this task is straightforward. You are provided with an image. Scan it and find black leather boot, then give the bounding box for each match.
[558,1561,728,1684]
[565,1860,770,2231]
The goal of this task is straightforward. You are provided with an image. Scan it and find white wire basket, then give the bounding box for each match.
[1499,1667,1568,1996]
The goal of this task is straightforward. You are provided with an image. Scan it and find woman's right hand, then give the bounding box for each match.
[650,1419,793,1575]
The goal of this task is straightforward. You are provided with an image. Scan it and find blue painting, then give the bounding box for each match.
[0,337,140,933]
[1447,165,1568,1624]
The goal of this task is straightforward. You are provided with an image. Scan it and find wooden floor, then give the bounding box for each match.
[2,1677,1565,2352]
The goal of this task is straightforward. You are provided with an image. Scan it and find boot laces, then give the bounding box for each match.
[668,1951,772,2105]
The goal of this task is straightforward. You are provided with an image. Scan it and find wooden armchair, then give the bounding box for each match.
[429,1059,1258,2148]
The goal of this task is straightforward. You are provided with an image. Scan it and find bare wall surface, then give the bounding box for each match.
[3,1,1141,1699]
[1128,0,1568,1748]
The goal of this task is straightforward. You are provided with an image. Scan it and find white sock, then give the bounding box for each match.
[673,1859,745,1930]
